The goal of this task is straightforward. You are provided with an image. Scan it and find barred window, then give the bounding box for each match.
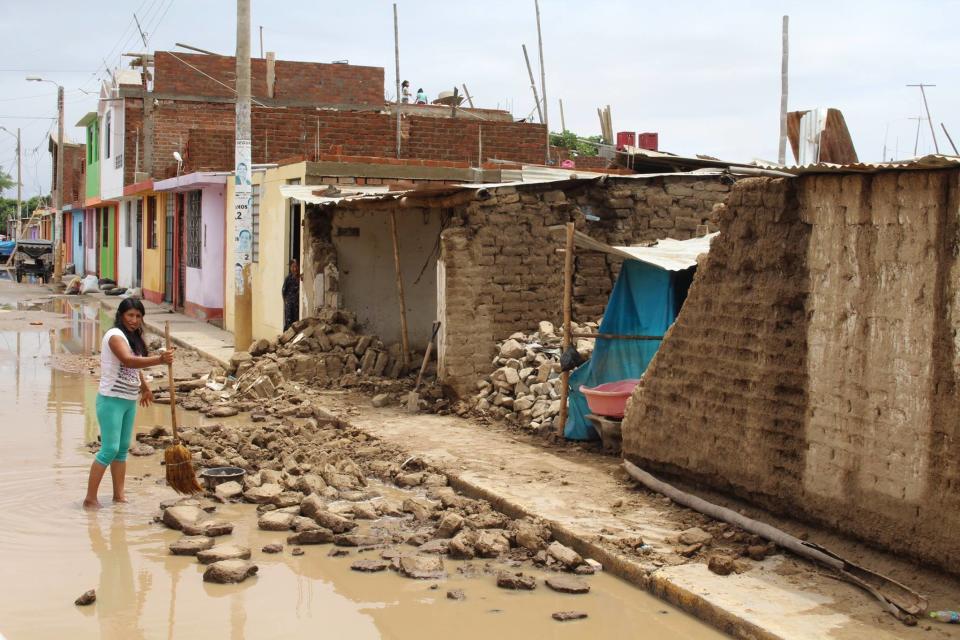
[186,191,202,268]
[251,184,260,263]
[147,197,158,249]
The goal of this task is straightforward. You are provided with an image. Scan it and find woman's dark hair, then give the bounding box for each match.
[114,298,148,357]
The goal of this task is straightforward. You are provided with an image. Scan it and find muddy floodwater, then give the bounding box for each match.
[0,285,725,639]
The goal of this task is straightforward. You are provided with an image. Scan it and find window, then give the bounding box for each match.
[186,191,202,268]
[125,202,133,247]
[104,112,111,159]
[251,184,261,263]
[147,197,158,249]
[77,220,83,247]
[101,209,109,247]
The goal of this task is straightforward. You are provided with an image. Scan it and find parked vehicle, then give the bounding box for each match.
[12,239,54,283]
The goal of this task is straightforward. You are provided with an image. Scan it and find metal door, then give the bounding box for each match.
[134,200,142,289]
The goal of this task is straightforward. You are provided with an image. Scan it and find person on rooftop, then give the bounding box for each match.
[415,88,427,105]
[401,80,411,103]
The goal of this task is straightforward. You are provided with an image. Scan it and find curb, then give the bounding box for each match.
[440,470,774,640]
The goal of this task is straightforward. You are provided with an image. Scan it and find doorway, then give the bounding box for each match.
[164,197,174,303]
[175,193,186,310]
[134,199,143,289]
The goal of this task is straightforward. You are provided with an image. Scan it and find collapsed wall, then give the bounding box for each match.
[440,176,730,396]
[623,170,960,572]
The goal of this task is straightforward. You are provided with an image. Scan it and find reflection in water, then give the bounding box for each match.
[88,511,147,640]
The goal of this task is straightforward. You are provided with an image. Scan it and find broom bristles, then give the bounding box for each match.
[165,443,203,494]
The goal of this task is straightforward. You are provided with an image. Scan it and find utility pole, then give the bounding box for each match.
[534,0,550,164]
[234,0,253,353]
[393,3,401,159]
[778,15,789,165]
[54,85,64,281]
[559,98,566,133]
[907,83,939,154]
[16,127,20,225]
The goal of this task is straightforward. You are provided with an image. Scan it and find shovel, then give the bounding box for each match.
[407,321,441,412]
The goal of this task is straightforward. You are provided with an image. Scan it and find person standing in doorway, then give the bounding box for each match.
[282,259,301,331]
[83,298,174,509]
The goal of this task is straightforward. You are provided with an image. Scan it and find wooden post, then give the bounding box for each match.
[942,123,959,155]
[521,44,543,124]
[557,221,574,438]
[389,210,410,370]
[165,322,178,437]
[534,0,550,164]
[778,15,789,165]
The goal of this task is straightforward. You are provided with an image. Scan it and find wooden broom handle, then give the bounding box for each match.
[164,322,178,440]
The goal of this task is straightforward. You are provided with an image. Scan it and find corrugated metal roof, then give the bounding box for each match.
[761,154,960,175]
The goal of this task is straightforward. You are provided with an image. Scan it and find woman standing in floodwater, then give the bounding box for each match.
[83,298,174,509]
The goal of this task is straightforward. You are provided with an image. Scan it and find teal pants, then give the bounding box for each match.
[95,394,137,466]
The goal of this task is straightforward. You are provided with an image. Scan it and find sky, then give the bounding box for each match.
[0,0,957,199]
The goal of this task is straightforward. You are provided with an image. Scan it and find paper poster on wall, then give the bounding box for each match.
[234,138,253,294]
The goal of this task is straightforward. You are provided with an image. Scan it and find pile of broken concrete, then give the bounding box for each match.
[473,321,597,433]
[156,409,602,594]
[174,309,427,418]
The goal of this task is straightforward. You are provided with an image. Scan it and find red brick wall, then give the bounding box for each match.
[153,52,383,105]
[141,100,547,178]
[61,144,86,206]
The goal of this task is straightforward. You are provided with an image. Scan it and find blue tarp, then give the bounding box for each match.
[0,240,14,258]
[565,259,692,440]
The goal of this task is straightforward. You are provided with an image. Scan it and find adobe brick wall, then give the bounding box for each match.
[124,98,547,180]
[622,170,960,573]
[153,52,383,105]
[439,176,730,395]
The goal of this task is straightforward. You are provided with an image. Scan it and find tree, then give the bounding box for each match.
[0,170,13,192]
[549,130,602,157]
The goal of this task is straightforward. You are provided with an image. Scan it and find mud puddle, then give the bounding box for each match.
[0,290,725,639]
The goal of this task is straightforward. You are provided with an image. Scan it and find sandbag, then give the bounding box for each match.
[79,275,100,295]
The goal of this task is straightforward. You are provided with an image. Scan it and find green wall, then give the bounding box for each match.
[85,120,99,199]
[99,206,114,280]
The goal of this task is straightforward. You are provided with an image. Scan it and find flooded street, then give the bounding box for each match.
[0,281,723,639]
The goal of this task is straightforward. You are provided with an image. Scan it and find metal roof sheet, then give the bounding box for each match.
[760,154,960,175]
[566,229,718,271]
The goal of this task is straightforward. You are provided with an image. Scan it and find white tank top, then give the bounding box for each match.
[99,328,142,401]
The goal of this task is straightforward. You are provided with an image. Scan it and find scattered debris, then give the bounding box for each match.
[203,559,258,584]
[74,589,96,606]
[552,611,588,622]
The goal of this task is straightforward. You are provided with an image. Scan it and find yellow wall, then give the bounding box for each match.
[224,162,306,342]
[141,192,167,300]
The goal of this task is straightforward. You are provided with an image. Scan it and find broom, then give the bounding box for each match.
[163,322,203,494]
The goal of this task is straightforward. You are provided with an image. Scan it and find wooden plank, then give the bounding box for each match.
[389,210,410,370]
[557,221,575,438]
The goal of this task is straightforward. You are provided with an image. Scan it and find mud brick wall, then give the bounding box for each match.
[439,176,730,395]
[57,144,86,206]
[622,170,960,573]
[153,52,383,105]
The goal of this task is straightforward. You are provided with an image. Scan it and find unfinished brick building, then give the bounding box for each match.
[294,172,732,396]
[115,51,548,184]
[622,163,960,574]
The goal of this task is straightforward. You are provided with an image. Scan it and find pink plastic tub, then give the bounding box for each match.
[579,379,641,418]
